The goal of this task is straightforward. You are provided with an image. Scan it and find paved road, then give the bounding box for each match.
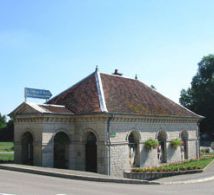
[0,169,214,195]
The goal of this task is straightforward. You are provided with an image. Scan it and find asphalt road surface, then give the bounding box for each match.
[0,169,214,195]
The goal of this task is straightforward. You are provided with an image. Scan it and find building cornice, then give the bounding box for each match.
[14,112,199,124]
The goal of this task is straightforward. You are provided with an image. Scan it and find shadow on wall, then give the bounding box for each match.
[140,147,158,167]
[141,147,149,165]
[167,146,182,162]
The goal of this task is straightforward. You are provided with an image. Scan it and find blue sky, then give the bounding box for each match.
[1,0,214,116]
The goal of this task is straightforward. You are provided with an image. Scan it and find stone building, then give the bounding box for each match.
[10,68,202,177]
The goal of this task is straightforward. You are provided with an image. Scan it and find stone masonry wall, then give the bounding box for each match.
[14,113,199,178]
[41,119,74,168]
[109,116,199,177]
[74,118,108,175]
[14,118,43,166]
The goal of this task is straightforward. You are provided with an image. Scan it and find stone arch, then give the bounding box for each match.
[53,131,70,169]
[53,128,71,139]
[180,130,189,160]
[157,130,168,141]
[83,128,99,143]
[21,132,34,165]
[157,130,167,163]
[128,131,140,167]
[85,131,97,172]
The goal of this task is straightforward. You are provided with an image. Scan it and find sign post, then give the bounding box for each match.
[24,87,52,102]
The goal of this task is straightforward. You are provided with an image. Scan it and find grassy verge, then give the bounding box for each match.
[0,152,14,162]
[132,156,214,173]
[0,142,14,162]
[0,142,14,152]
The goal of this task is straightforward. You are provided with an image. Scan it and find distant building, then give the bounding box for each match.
[10,68,202,177]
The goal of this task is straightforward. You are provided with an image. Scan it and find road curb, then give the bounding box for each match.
[0,164,159,185]
[161,176,214,185]
[1,164,214,185]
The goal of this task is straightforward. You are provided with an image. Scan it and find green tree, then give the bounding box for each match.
[179,54,214,138]
[0,113,7,129]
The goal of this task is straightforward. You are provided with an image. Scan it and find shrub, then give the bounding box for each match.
[131,156,214,173]
[144,138,159,150]
[170,138,182,149]
[200,148,210,155]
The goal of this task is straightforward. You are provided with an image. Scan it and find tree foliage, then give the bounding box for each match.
[179,54,214,137]
[0,113,7,129]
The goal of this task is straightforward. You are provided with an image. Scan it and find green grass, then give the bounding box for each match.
[0,142,14,152]
[0,142,14,162]
[132,156,214,173]
[0,152,14,162]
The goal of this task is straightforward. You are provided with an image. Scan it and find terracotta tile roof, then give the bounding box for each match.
[39,104,73,114]
[48,73,101,114]
[100,73,199,117]
[9,102,73,117]
[47,71,200,118]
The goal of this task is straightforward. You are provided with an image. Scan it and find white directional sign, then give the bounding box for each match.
[25,87,52,101]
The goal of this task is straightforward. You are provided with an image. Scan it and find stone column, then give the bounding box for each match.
[97,142,108,175]
[42,133,54,167]
[167,146,182,163]
[14,141,22,164]
[73,142,85,171]
[140,146,159,167]
[34,141,42,166]
[69,143,76,169]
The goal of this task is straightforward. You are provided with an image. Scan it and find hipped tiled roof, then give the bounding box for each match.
[9,102,73,116]
[48,73,101,114]
[38,104,73,114]
[48,70,201,118]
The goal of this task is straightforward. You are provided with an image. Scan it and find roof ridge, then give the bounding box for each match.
[40,104,66,108]
[95,70,108,112]
[100,72,138,81]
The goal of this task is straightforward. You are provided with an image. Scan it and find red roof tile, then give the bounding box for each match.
[101,73,199,117]
[48,73,101,114]
[39,104,73,114]
[47,71,200,118]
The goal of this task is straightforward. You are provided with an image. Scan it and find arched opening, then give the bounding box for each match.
[85,132,97,172]
[157,130,167,163]
[128,131,140,167]
[21,132,34,165]
[181,130,189,160]
[54,132,70,169]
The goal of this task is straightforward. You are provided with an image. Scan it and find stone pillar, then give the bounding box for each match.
[34,142,42,166]
[196,139,200,159]
[42,132,54,167]
[14,141,21,164]
[97,142,108,175]
[140,146,159,167]
[42,142,54,167]
[167,146,182,163]
[69,143,76,169]
[73,142,85,171]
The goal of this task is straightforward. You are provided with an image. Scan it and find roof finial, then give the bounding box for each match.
[95,65,99,72]
[135,74,138,80]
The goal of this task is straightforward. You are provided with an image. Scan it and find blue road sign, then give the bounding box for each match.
[25,87,52,100]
